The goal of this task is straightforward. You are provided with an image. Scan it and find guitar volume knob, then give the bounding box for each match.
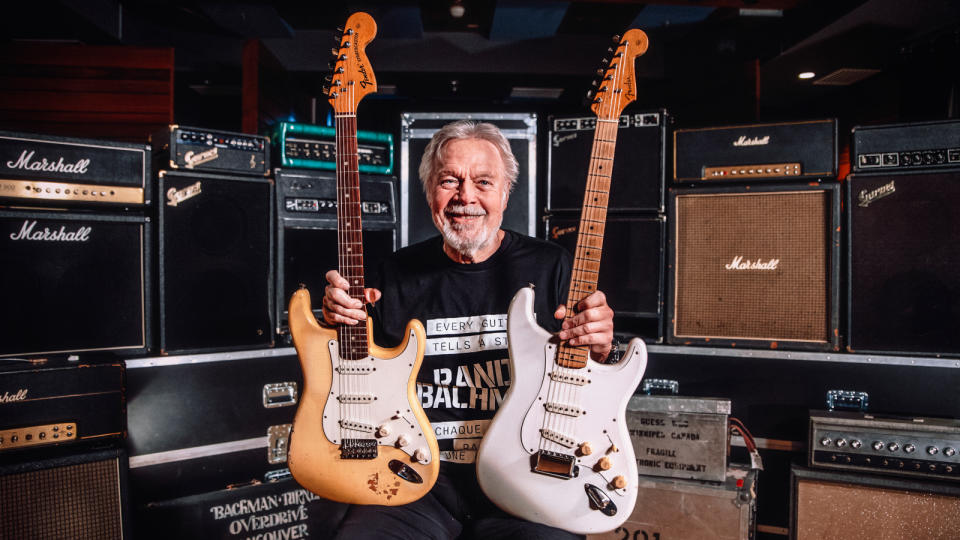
[596,457,612,471]
[611,475,627,489]
[579,442,594,456]
[413,448,429,462]
[397,435,410,447]
[377,425,391,437]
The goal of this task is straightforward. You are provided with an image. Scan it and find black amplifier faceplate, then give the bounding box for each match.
[275,168,397,225]
[673,119,837,182]
[155,125,269,177]
[852,120,960,172]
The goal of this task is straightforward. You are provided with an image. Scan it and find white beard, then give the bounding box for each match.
[440,204,502,258]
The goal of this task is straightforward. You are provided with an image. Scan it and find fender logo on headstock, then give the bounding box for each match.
[354,34,373,89]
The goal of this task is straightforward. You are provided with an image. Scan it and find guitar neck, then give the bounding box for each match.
[336,111,370,359]
[558,118,619,368]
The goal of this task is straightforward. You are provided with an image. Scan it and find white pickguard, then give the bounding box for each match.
[320,330,434,464]
[477,286,647,534]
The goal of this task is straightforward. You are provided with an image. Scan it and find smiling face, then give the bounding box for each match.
[428,137,509,263]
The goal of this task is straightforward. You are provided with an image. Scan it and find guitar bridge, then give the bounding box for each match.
[532,450,579,479]
[340,439,378,460]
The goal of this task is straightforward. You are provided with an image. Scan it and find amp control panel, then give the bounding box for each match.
[810,410,960,481]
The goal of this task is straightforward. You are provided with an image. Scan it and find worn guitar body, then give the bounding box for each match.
[477,287,647,533]
[287,289,439,505]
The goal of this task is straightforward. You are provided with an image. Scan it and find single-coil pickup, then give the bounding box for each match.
[549,371,589,386]
[544,402,584,417]
[339,420,375,433]
[338,394,374,404]
[540,428,577,448]
[336,364,374,375]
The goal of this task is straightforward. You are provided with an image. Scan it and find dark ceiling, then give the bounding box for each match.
[4,0,960,129]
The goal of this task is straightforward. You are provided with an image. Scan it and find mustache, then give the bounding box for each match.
[444,204,486,216]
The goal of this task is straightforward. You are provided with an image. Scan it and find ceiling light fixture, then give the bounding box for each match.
[798,71,816,80]
[450,0,465,19]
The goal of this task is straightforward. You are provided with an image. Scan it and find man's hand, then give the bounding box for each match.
[554,290,615,362]
[321,270,382,326]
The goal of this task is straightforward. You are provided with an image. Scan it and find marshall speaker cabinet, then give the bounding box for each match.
[545,213,664,341]
[852,119,960,172]
[0,130,150,208]
[126,348,302,504]
[274,168,398,334]
[400,112,537,246]
[268,122,394,175]
[151,125,270,177]
[847,169,960,356]
[157,170,274,354]
[667,183,841,351]
[1,210,151,358]
[547,110,668,213]
[673,119,837,183]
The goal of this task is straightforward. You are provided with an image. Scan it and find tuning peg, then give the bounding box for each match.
[600,58,609,65]
[611,34,621,43]
[346,28,354,35]
[591,79,599,87]
[343,41,352,49]
[586,89,595,99]
[324,75,332,82]
[596,69,604,76]
[322,85,330,96]
[336,26,344,33]
[330,47,340,57]
[594,97,603,104]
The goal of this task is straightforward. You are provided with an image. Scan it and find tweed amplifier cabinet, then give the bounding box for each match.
[400,112,537,246]
[152,125,269,177]
[791,465,960,540]
[0,209,151,358]
[0,448,130,539]
[158,170,274,354]
[668,183,841,350]
[547,110,668,212]
[268,121,394,175]
[852,119,960,172]
[673,119,837,183]
[545,212,664,341]
[847,169,960,356]
[0,130,150,207]
[274,168,398,333]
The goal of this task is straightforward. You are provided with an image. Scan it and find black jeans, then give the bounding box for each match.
[332,463,584,540]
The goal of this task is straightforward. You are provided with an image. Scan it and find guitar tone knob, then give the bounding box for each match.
[413,448,428,462]
[611,475,627,489]
[396,435,410,447]
[596,457,612,471]
[377,426,391,438]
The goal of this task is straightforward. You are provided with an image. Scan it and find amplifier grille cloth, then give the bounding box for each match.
[674,190,828,342]
[796,479,960,539]
[0,458,122,539]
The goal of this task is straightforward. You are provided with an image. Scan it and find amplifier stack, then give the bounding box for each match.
[545,110,669,342]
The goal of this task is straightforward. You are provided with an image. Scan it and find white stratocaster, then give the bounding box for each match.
[476,30,650,534]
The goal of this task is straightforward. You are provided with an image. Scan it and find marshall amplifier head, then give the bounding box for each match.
[0,130,150,207]
[852,119,960,172]
[673,119,837,183]
[547,110,668,212]
[667,182,841,351]
[274,168,398,333]
[808,410,960,482]
[268,122,394,175]
[151,125,269,177]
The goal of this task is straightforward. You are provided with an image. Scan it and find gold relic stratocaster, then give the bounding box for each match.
[286,12,439,505]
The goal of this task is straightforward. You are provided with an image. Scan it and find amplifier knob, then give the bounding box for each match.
[888,442,900,452]
[928,446,940,455]
[930,464,939,472]
[946,466,954,473]
[872,441,884,451]
[945,447,957,457]
[851,439,862,449]
[904,444,916,454]
[835,438,847,448]
[821,437,833,447]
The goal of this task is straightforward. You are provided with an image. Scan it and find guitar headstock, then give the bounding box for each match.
[589,29,649,120]
[326,12,378,114]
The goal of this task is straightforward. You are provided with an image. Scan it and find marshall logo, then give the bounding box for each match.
[732,135,771,147]
[550,225,577,240]
[725,256,780,270]
[6,150,91,174]
[183,147,219,168]
[858,180,896,207]
[167,181,202,207]
[0,389,28,404]
[10,220,91,242]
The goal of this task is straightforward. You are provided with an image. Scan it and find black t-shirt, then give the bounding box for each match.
[369,229,572,464]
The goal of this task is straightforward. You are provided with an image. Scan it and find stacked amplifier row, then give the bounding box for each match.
[0,124,400,358]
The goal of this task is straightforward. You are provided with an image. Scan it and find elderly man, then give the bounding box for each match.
[322,120,615,539]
